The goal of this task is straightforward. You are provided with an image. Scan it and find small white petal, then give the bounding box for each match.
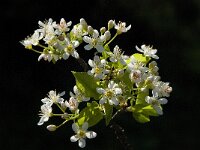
[84,44,93,50]
[70,135,79,142]
[96,88,105,94]
[110,97,119,106]
[99,97,106,104]
[158,98,168,104]
[95,44,104,52]
[82,122,88,131]
[72,123,79,133]
[78,138,86,148]
[114,88,122,95]
[153,105,163,115]
[86,131,97,139]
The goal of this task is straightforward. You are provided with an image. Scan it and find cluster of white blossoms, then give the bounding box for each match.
[21,18,172,148]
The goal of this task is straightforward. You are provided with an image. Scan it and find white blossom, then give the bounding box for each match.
[41,90,65,107]
[63,39,79,60]
[38,52,59,62]
[136,45,159,59]
[70,122,97,148]
[38,105,52,125]
[145,96,168,115]
[97,80,122,105]
[108,45,127,65]
[128,55,148,72]
[83,30,106,52]
[114,21,131,34]
[37,18,57,44]
[70,85,90,102]
[129,70,143,83]
[21,30,43,48]
[65,97,79,111]
[153,82,172,97]
[88,55,109,79]
[55,18,72,35]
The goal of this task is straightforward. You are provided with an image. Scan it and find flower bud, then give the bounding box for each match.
[100,27,106,34]
[61,113,69,119]
[80,18,88,30]
[87,26,93,35]
[108,20,115,30]
[104,31,111,41]
[47,125,57,131]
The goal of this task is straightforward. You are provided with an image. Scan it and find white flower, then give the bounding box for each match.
[83,30,106,52]
[65,97,79,111]
[63,39,79,59]
[55,18,72,35]
[37,18,57,44]
[108,45,127,65]
[38,52,59,62]
[71,24,87,39]
[70,122,97,148]
[21,30,43,48]
[97,80,122,105]
[70,85,90,102]
[114,21,131,34]
[129,70,142,83]
[38,104,52,125]
[145,96,168,115]
[136,45,159,59]
[88,55,109,79]
[41,90,65,107]
[153,82,172,97]
[128,55,148,72]
[148,61,159,75]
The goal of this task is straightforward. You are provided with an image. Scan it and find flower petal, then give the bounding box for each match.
[84,44,93,50]
[72,123,79,133]
[78,138,86,148]
[86,131,97,139]
[70,135,79,142]
[82,122,88,131]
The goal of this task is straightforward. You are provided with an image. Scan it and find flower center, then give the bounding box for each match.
[67,44,74,53]
[92,39,97,46]
[105,90,114,99]
[78,130,86,138]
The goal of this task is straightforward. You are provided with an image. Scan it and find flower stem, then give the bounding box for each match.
[38,43,47,49]
[30,48,42,54]
[105,33,118,46]
[56,103,65,113]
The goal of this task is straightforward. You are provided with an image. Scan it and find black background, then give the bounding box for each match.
[1,0,200,149]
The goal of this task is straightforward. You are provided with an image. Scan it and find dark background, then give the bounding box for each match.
[1,0,200,149]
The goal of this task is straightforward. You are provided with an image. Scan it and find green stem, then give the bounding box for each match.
[56,114,79,129]
[105,33,118,46]
[30,48,42,54]
[56,103,65,113]
[38,43,47,49]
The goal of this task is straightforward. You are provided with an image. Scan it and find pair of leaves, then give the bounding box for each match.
[132,105,158,123]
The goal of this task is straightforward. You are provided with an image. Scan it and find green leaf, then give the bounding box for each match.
[142,105,158,116]
[133,53,151,64]
[102,45,110,60]
[132,104,158,123]
[133,113,150,123]
[77,101,103,127]
[72,71,100,100]
[136,90,149,105]
[104,103,113,126]
[119,70,133,89]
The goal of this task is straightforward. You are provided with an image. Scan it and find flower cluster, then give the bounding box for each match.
[21,18,172,148]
